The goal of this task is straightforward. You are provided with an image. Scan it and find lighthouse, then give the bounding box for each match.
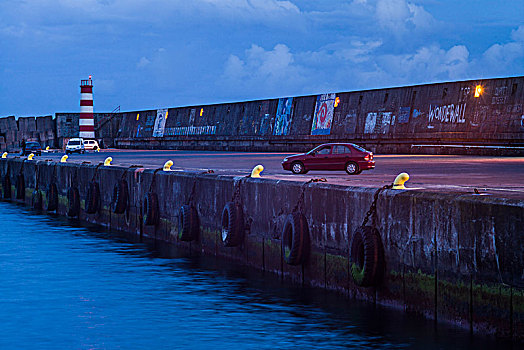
[79,76,95,139]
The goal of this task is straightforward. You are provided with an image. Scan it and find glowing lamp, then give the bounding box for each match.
[200,108,203,117]
[334,97,340,107]
[136,113,140,121]
[165,110,169,120]
[474,85,483,98]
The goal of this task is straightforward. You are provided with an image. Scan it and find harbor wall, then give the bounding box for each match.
[1,157,522,340]
[114,76,524,155]
[2,76,523,155]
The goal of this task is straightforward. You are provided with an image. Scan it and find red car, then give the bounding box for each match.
[282,143,375,175]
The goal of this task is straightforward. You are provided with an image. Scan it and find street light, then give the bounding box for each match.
[474,85,483,98]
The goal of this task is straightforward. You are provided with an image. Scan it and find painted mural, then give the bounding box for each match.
[364,111,395,134]
[152,108,168,137]
[311,93,336,135]
[273,98,293,135]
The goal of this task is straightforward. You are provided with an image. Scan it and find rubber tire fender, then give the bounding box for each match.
[2,174,11,199]
[143,192,159,226]
[112,180,128,214]
[67,187,80,217]
[221,201,244,247]
[282,213,310,265]
[349,226,385,287]
[85,181,100,214]
[178,204,199,241]
[46,183,58,212]
[31,190,43,210]
[16,174,25,200]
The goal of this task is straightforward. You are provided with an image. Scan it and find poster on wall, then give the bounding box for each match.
[311,93,336,135]
[152,108,168,137]
[273,97,293,135]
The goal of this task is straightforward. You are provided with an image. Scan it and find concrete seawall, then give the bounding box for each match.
[1,158,523,340]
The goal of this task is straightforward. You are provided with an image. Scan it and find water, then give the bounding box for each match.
[0,202,510,349]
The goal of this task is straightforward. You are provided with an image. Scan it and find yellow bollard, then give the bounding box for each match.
[27,153,35,160]
[60,155,68,163]
[1,152,7,159]
[250,164,264,178]
[163,160,173,171]
[104,157,112,166]
[45,146,50,151]
[392,172,409,189]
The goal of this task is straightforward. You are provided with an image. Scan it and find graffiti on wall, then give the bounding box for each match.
[364,112,395,134]
[398,107,410,124]
[428,103,466,126]
[311,93,336,135]
[164,125,216,136]
[189,109,196,125]
[492,86,508,105]
[273,98,293,135]
[152,109,168,137]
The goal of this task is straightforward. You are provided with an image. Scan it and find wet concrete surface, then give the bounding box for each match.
[37,149,524,199]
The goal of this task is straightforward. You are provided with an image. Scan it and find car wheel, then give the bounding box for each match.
[66,151,70,155]
[345,162,359,175]
[291,161,305,174]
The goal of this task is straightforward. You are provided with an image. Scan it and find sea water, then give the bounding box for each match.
[0,202,508,349]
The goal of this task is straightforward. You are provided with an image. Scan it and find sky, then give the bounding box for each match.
[1,0,523,117]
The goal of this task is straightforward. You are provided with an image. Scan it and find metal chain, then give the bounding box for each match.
[292,178,327,214]
[149,168,162,192]
[187,179,197,205]
[361,184,393,228]
[231,177,243,205]
[91,163,103,182]
[35,164,40,190]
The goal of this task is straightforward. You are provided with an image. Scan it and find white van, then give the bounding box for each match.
[84,139,100,151]
[65,138,85,154]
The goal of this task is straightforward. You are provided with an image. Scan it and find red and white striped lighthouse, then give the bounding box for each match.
[79,76,95,139]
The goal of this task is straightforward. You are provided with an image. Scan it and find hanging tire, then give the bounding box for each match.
[16,174,25,200]
[178,204,199,241]
[349,226,385,287]
[112,180,128,214]
[2,174,11,199]
[221,201,244,247]
[85,181,100,214]
[31,190,43,210]
[282,213,310,265]
[67,187,80,217]
[46,183,58,212]
[143,192,159,226]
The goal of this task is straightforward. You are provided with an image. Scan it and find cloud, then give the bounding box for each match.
[511,25,524,42]
[222,44,307,97]
[375,0,436,34]
[381,45,470,82]
[137,57,151,68]
[480,25,524,75]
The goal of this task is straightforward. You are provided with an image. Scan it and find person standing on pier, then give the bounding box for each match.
[20,139,26,156]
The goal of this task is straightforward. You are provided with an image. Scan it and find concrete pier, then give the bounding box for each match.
[1,157,523,340]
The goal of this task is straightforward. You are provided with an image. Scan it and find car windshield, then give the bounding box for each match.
[26,142,40,147]
[68,141,80,146]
